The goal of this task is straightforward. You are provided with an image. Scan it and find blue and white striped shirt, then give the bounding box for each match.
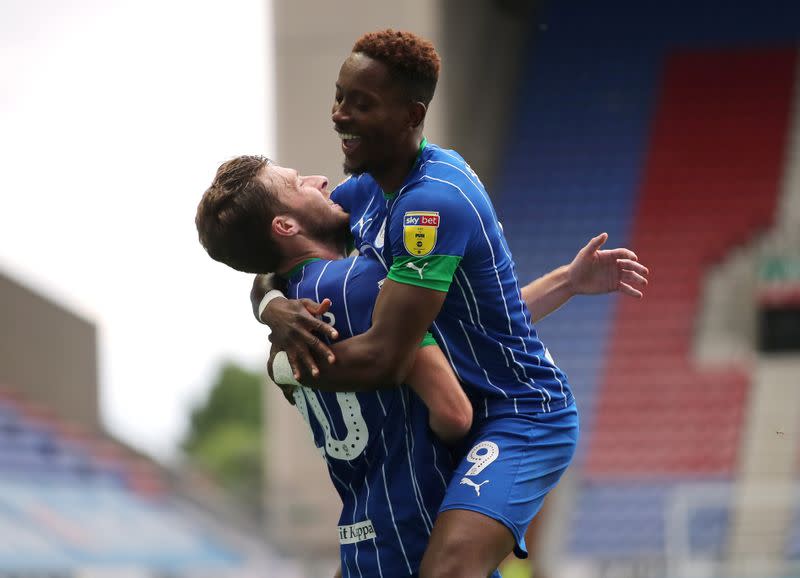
[286,256,452,578]
[332,142,573,416]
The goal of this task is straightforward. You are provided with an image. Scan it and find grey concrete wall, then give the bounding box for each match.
[0,271,99,430]
[438,0,535,190]
[272,0,532,190]
[273,0,445,185]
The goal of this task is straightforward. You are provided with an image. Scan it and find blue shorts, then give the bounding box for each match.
[438,402,579,558]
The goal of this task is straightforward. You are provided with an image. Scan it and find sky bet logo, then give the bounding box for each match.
[404,212,440,227]
[403,211,440,256]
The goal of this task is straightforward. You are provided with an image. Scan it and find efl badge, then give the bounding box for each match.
[403,211,440,256]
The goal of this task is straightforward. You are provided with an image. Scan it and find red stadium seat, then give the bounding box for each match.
[586,48,794,478]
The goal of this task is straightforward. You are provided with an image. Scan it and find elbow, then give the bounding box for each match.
[431,402,473,446]
[451,402,474,439]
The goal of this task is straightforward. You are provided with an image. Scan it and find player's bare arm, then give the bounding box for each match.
[272,280,447,393]
[266,277,472,443]
[406,344,472,445]
[521,232,650,322]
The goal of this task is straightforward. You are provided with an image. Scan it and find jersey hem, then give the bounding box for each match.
[437,503,528,558]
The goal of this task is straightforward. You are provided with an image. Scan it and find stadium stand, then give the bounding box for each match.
[0,385,246,574]
[495,0,800,571]
[589,47,793,478]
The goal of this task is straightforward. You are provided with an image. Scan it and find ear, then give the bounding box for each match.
[408,101,427,129]
[272,214,300,238]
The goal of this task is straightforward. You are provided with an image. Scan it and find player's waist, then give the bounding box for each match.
[458,372,573,405]
[470,392,576,419]
[337,517,429,576]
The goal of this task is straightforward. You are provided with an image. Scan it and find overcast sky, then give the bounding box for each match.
[1,0,273,460]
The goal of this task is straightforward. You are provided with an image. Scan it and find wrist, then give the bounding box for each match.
[258,290,285,324]
[556,264,577,296]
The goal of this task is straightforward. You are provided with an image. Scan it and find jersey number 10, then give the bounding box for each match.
[293,388,369,461]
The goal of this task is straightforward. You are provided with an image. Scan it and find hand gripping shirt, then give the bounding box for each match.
[285,256,452,578]
[331,141,573,414]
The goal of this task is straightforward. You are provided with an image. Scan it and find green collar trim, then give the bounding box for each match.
[383,137,428,200]
[281,258,322,280]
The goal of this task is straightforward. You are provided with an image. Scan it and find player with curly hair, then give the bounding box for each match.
[258,29,649,578]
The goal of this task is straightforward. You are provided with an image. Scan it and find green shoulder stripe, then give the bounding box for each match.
[388,255,461,293]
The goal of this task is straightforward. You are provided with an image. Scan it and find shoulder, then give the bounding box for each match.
[321,256,385,293]
[334,257,385,316]
[393,171,478,222]
[402,146,484,201]
[332,173,380,194]
[330,174,379,208]
[420,145,476,183]
[289,257,378,301]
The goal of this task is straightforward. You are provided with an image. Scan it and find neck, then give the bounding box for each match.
[372,134,423,194]
[276,236,348,276]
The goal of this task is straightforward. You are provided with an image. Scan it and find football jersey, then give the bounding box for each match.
[331,141,573,415]
[285,256,452,578]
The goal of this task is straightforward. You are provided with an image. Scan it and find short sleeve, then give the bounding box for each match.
[386,179,471,292]
[330,176,359,214]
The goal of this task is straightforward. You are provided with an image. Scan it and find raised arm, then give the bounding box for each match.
[521,233,649,322]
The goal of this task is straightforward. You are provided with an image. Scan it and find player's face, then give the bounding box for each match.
[260,165,349,237]
[331,53,411,177]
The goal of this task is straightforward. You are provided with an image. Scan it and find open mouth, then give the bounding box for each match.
[337,131,361,156]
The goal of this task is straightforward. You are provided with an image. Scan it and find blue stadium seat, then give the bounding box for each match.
[499,0,800,563]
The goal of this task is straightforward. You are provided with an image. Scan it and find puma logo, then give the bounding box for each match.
[405,261,429,279]
[460,477,490,497]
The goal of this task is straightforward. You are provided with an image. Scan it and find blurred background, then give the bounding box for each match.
[2,0,799,577]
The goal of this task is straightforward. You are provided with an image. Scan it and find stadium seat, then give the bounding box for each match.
[496,0,800,561]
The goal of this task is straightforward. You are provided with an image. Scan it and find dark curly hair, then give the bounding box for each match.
[352,29,440,106]
[195,155,286,274]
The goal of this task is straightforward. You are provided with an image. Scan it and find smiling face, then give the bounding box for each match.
[259,164,349,239]
[331,53,414,177]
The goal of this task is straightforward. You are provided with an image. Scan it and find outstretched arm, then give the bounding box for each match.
[521,233,649,322]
